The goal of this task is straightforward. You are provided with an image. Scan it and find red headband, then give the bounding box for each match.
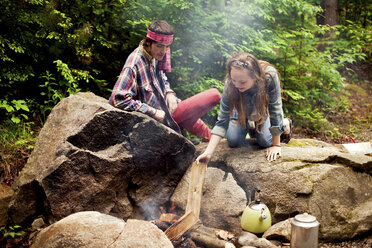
[146,29,174,44]
[146,29,173,72]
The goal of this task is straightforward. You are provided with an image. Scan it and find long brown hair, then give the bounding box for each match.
[225,52,279,132]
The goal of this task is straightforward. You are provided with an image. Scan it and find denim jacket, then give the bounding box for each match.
[211,66,285,137]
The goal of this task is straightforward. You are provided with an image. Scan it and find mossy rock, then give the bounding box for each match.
[287,138,331,147]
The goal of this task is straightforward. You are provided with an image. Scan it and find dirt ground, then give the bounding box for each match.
[292,61,372,145]
[330,62,372,142]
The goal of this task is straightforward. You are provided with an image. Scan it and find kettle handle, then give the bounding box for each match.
[260,207,267,220]
[250,187,261,202]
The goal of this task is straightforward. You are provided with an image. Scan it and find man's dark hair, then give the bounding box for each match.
[148,20,174,35]
[144,20,174,48]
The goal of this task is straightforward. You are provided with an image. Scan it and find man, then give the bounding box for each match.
[109,20,221,142]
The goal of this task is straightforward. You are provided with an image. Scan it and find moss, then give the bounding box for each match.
[345,84,368,97]
[287,139,320,147]
[346,212,354,222]
[294,163,320,170]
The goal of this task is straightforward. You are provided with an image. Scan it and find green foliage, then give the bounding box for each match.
[0,0,370,138]
[0,0,128,122]
[0,120,37,181]
[0,99,30,124]
[0,225,22,239]
[0,121,37,151]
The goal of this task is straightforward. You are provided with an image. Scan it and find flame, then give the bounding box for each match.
[170,200,176,211]
[159,200,178,223]
[159,206,165,214]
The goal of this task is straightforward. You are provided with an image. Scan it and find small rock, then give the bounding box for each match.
[238,231,258,246]
[31,217,45,230]
[244,237,279,248]
[263,219,291,242]
[225,242,235,248]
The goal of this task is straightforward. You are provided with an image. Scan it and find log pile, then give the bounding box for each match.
[152,218,237,248]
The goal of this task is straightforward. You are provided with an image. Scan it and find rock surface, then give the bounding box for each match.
[172,167,246,232]
[0,184,13,226]
[7,92,195,225]
[31,211,173,248]
[4,92,371,244]
[172,139,372,241]
[262,219,291,242]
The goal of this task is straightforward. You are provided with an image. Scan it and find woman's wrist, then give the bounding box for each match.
[272,144,281,147]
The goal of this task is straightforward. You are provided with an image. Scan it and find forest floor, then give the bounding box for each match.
[0,62,371,247]
[292,61,372,144]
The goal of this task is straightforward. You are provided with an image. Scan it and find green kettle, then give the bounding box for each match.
[241,189,272,234]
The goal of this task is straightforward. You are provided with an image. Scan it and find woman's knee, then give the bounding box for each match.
[256,135,272,148]
[227,136,242,148]
[227,130,245,147]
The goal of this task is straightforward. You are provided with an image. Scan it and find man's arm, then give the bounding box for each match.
[109,67,158,117]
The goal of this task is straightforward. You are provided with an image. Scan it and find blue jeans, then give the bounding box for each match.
[226,112,272,148]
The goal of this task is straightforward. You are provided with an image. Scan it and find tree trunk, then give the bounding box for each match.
[317,0,338,39]
[324,0,338,26]
[317,0,338,26]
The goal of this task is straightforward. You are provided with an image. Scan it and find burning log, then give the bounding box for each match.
[151,219,172,231]
[164,211,200,241]
[159,212,178,223]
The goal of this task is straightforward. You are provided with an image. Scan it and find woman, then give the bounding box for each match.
[196,52,291,163]
[109,20,221,142]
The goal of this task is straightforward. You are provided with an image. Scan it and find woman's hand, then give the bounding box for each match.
[196,151,212,165]
[266,146,281,162]
[195,134,222,167]
[166,93,178,114]
[153,109,165,122]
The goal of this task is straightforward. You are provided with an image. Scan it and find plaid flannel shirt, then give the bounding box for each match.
[109,46,174,117]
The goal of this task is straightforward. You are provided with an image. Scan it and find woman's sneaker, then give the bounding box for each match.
[280,118,292,144]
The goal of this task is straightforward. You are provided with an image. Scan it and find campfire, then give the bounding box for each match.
[159,201,178,223]
[152,162,237,248]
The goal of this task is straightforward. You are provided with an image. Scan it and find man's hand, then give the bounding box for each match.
[266,146,281,162]
[153,109,165,122]
[166,93,178,114]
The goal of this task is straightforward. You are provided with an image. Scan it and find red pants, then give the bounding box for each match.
[172,88,221,142]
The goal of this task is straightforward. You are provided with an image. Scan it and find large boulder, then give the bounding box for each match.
[172,139,372,241]
[7,92,195,225]
[31,211,173,248]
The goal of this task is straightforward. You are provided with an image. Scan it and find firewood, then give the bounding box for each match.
[150,219,171,231]
[165,162,207,241]
[190,231,234,248]
[188,224,237,248]
[185,162,207,218]
[165,211,200,241]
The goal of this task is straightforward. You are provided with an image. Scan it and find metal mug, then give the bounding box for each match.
[290,213,320,248]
